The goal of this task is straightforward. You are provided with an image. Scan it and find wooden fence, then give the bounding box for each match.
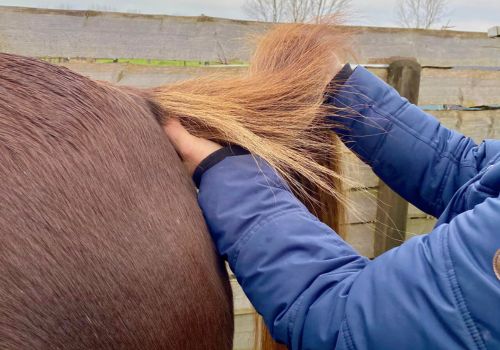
[1,6,499,349]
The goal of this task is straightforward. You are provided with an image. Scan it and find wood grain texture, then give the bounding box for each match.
[1,6,500,67]
[420,68,500,107]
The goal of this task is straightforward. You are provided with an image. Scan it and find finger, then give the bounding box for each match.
[163,118,195,155]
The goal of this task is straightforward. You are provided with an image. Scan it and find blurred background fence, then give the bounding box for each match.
[1,5,499,349]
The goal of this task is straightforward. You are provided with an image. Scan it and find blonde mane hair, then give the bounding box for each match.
[151,23,352,350]
[151,22,352,234]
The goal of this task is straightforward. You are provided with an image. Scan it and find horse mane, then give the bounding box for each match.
[151,22,351,223]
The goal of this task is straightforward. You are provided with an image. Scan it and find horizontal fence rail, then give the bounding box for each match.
[1,6,500,66]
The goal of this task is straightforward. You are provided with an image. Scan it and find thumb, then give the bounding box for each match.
[163,118,196,158]
[163,118,223,176]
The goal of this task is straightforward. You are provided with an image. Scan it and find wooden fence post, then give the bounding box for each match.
[256,316,288,350]
[374,59,422,257]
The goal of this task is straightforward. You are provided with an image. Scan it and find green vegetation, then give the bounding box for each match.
[39,56,249,67]
[94,58,248,67]
[38,57,248,67]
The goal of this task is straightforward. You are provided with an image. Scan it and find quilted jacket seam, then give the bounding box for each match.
[365,95,473,167]
[364,99,479,214]
[435,154,456,214]
[229,207,306,267]
[340,317,357,350]
[442,228,486,350]
[286,293,305,348]
[366,107,394,169]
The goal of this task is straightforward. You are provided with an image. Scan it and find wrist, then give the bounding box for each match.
[193,146,250,187]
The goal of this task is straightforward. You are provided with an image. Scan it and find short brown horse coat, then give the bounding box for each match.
[0,53,233,349]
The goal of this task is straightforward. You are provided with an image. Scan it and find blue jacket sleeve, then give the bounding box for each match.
[328,65,500,217]
[198,154,500,350]
[198,154,370,348]
[341,193,500,350]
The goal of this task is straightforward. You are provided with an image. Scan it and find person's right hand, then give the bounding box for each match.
[163,118,223,176]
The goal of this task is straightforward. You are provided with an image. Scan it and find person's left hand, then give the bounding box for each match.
[163,118,222,176]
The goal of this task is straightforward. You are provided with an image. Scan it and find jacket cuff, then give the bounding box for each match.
[333,63,353,85]
[192,145,250,187]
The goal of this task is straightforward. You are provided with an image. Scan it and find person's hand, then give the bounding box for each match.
[164,118,222,176]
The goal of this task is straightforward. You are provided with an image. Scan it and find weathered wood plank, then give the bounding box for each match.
[342,148,379,189]
[234,313,258,350]
[406,217,437,238]
[232,279,254,316]
[352,26,500,67]
[490,112,500,139]
[232,279,261,349]
[118,65,247,87]
[346,189,378,224]
[0,6,266,61]
[366,67,388,81]
[408,203,430,218]
[2,6,500,67]
[58,61,247,86]
[434,110,460,130]
[420,68,500,107]
[345,223,376,258]
[347,191,436,223]
[433,110,500,143]
[458,113,493,144]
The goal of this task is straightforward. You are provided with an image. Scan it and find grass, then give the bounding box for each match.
[39,56,249,67]
[94,58,248,67]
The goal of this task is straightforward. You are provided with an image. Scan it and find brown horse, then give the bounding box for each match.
[0,53,233,349]
[0,22,348,349]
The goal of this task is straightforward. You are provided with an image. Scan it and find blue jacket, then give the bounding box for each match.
[196,66,500,349]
